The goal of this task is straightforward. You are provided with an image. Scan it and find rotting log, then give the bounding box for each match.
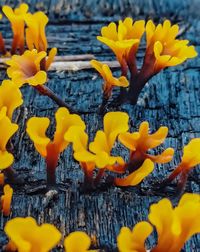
[0,0,200,251]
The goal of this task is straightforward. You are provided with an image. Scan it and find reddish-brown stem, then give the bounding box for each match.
[128,67,154,105]
[119,57,129,102]
[0,33,6,55]
[94,169,105,185]
[128,151,145,172]
[127,45,138,78]
[164,165,183,184]
[177,171,188,195]
[120,57,128,77]
[11,33,24,55]
[82,166,95,188]
[159,165,185,190]
[45,145,59,186]
[34,85,75,113]
[99,93,109,115]
[40,58,47,71]
[81,162,96,189]
[127,50,156,105]
[11,34,18,55]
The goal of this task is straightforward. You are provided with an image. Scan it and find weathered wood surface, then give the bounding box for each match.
[0,0,200,251]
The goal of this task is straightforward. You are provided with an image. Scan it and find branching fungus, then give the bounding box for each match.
[97,18,197,105]
[26,107,85,185]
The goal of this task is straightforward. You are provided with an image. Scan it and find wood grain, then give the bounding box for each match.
[0,0,199,251]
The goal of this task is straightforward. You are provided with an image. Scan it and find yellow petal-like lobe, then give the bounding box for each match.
[68,125,124,170]
[27,108,85,164]
[146,148,174,164]
[0,151,14,170]
[53,107,86,153]
[180,138,200,169]
[64,231,94,252]
[25,11,48,52]
[145,126,168,149]
[74,150,96,164]
[4,217,61,252]
[86,111,128,169]
[89,131,110,154]
[3,3,29,53]
[104,111,129,150]
[117,222,153,252]
[118,132,140,151]
[1,184,13,216]
[45,47,57,70]
[95,151,115,168]
[149,193,200,252]
[91,60,129,96]
[65,126,88,152]
[27,71,47,86]
[119,121,172,165]
[115,159,154,186]
[178,193,200,206]
[97,18,144,65]
[146,19,198,72]
[26,117,50,157]
[97,36,139,65]
[0,112,18,153]
[6,49,47,87]
[90,60,106,80]
[0,80,23,119]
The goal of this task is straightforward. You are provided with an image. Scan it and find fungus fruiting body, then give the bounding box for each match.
[0,80,23,119]
[64,231,97,252]
[1,184,13,216]
[0,108,18,171]
[117,221,153,252]
[117,193,200,252]
[6,49,73,110]
[90,60,129,111]
[6,49,47,87]
[163,138,200,190]
[26,107,85,185]
[2,3,29,54]
[97,18,145,75]
[119,121,174,170]
[24,11,57,70]
[65,111,129,187]
[66,113,166,188]
[4,217,61,251]
[97,18,197,105]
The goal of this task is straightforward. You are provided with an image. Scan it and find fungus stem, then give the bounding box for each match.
[94,169,105,184]
[99,95,109,115]
[127,51,155,105]
[81,164,95,189]
[35,85,75,113]
[0,33,6,55]
[163,165,183,185]
[119,59,128,102]
[177,172,188,196]
[84,171,94,189]
[45,146,59,186]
